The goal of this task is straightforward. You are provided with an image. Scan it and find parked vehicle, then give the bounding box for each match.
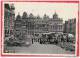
[39,32,58,44]
[39,33,50,44]
[48,33,58,44]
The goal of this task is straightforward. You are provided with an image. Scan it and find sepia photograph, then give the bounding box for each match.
[3,2,78,56]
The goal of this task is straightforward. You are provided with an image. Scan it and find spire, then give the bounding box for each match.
[16,12,21,20]
[43,14,49,19]
[22,12,28,19]
[37,15,41,19]
[53,12,58,19]
[43,14,47,19]
[54,12,57,16]
[29,13,34,19]
[10,4,15,10]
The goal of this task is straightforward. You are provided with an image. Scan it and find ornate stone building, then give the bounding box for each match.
[4,4,15,37]
[15,12,63,37]
[64,18,76,35]
[14,13,22,39]
[48,12,63,33]
[14,12,63,43]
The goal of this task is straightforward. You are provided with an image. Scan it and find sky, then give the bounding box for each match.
[4,2,78,22]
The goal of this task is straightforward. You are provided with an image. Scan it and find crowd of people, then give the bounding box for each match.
[35,32,75,52]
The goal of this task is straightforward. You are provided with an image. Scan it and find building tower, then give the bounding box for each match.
[4,4,15,38]
[53,12,58,19]
[14,13,22,40]
[10,4,15,35]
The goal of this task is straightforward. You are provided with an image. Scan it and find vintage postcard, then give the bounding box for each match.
[0,0,80,57]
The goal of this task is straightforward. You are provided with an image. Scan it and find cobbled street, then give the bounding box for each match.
[6,42,74,54]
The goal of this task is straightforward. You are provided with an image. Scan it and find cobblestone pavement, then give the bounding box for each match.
[6,42,74,54]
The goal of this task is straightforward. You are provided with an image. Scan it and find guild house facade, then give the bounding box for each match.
[14,12,63,39]
[4,4,15,37]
